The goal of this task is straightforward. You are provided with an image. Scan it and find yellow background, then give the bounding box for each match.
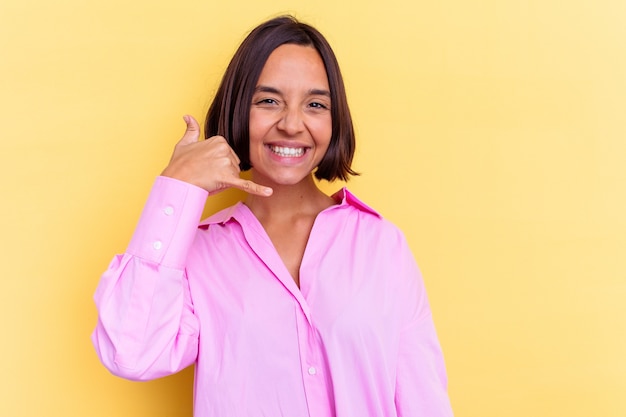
[1,0,624,416]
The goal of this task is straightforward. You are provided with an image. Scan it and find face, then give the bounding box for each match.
[248,43,332,187]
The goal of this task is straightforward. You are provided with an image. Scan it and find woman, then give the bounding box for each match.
[93,15,453,417]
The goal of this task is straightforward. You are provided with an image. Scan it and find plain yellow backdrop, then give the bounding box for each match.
[1,0,625,416]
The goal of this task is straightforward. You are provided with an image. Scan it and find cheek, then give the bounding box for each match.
[249,112,275,139]
[248,113,260,138]
[316,119,333,148]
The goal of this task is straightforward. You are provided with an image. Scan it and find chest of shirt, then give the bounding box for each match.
[185,215,407,351]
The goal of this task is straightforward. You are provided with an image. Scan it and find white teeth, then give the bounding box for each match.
[269,145,305,157]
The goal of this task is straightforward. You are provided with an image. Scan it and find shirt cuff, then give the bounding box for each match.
[127,176,208,268]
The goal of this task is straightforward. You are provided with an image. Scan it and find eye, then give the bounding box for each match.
[255,98,278,105]
[308,101,329,110]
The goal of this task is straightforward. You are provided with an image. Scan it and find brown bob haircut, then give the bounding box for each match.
[204,15,358,182]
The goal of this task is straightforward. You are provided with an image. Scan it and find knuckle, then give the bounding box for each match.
[211,135,227,145]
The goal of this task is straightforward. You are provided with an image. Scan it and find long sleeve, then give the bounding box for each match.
[91,176,208,381]
[394,238,454,417]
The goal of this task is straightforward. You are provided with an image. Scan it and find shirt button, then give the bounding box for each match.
[163,206,174,216]
[153,240,163,250]
[308,366,317,375]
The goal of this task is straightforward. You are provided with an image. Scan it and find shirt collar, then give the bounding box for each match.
[330,187,380,217]
[199,187,380,227]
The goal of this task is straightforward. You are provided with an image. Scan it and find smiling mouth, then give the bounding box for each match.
[268,145,306,157]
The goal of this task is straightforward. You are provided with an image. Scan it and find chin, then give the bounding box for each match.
[271,176,310,186]
[254,169,314,187]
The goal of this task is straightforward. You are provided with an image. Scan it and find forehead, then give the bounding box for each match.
[257,44,329,87]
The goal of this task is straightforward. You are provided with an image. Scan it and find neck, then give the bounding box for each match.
[245,173,335,220]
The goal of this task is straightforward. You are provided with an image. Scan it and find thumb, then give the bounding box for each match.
[178,115,201,145]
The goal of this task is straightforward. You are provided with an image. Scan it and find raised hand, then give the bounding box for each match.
[161,115,273,197]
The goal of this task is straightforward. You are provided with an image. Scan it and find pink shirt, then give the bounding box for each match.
[92,176,453,417]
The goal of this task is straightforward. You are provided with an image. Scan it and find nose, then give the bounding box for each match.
[277,106,304,135]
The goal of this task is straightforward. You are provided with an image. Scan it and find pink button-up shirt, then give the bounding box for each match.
[92,176,453,417]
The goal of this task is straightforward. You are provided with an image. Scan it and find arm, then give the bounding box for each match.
[92,115,272,380]
[395,240,454,417]
[395,312,454,416]
[91,176,207,381]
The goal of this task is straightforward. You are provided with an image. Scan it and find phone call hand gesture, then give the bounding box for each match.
[161,115,273,197]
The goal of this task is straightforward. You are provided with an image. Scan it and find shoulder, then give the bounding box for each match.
[330,187,410,247]
[198,201,259,230]
[198,203,241,228]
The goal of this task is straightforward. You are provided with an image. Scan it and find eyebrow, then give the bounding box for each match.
[310,88,331,97]
[254,85,331,97]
